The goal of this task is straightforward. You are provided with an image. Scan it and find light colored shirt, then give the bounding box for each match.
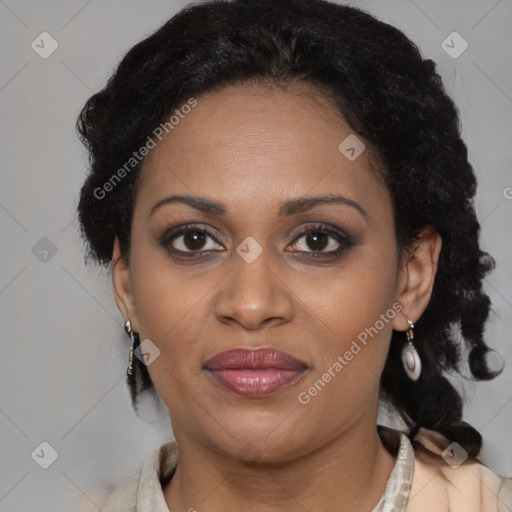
[100,427,512,511]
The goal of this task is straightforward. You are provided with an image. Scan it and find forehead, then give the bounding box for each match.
[136,83,390,223]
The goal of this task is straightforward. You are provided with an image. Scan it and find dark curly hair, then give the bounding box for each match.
[76,0,502,458]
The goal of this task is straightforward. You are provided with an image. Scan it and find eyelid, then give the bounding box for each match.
[291,223,354,244]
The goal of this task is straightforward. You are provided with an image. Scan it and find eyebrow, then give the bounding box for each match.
[149,193,368,222]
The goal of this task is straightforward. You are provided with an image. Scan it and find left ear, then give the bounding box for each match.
[391,225,442,331]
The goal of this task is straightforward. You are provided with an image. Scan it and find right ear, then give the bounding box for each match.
[112,236,139,331]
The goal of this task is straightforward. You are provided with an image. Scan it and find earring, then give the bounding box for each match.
[124,319,135,377]
[401,315,421,381]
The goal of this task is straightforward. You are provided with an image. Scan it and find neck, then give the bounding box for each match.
[163,422,396,512]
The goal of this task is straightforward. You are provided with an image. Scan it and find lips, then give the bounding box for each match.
[204,348,308,397]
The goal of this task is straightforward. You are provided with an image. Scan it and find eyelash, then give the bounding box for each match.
[160,223,354,260]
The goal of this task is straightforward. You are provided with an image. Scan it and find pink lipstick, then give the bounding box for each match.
[204,347,307,397]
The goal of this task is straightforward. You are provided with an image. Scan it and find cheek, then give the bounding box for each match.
[320,241,397,325]
[129,246,224,387]
[130,230,197,333]
[129,259,207,410]
[132,269,206,354]
[306,240,398,380]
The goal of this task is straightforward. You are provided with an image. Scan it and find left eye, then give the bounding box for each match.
[289,227,346,255]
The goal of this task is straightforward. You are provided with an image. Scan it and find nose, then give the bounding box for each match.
[213,246,295,330]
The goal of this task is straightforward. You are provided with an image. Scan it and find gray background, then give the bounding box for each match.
[0,0,511,510]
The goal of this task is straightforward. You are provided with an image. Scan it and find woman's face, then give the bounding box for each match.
[113,82,416,462]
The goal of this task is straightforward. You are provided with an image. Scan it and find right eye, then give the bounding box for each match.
[161,224,225,256]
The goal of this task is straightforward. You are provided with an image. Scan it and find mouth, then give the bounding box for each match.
[204,347,308,397]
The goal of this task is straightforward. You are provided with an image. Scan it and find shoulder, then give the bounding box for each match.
[99,440,179,512]
[100,475,139,511]
[409,431,512,511]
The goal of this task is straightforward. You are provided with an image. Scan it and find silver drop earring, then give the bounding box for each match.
[125,319,135,377]
[401,316,421,381]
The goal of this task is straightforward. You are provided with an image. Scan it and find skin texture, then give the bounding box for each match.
[112,82,442,512]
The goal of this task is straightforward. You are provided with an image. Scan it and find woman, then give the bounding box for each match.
[76,0,512,510]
